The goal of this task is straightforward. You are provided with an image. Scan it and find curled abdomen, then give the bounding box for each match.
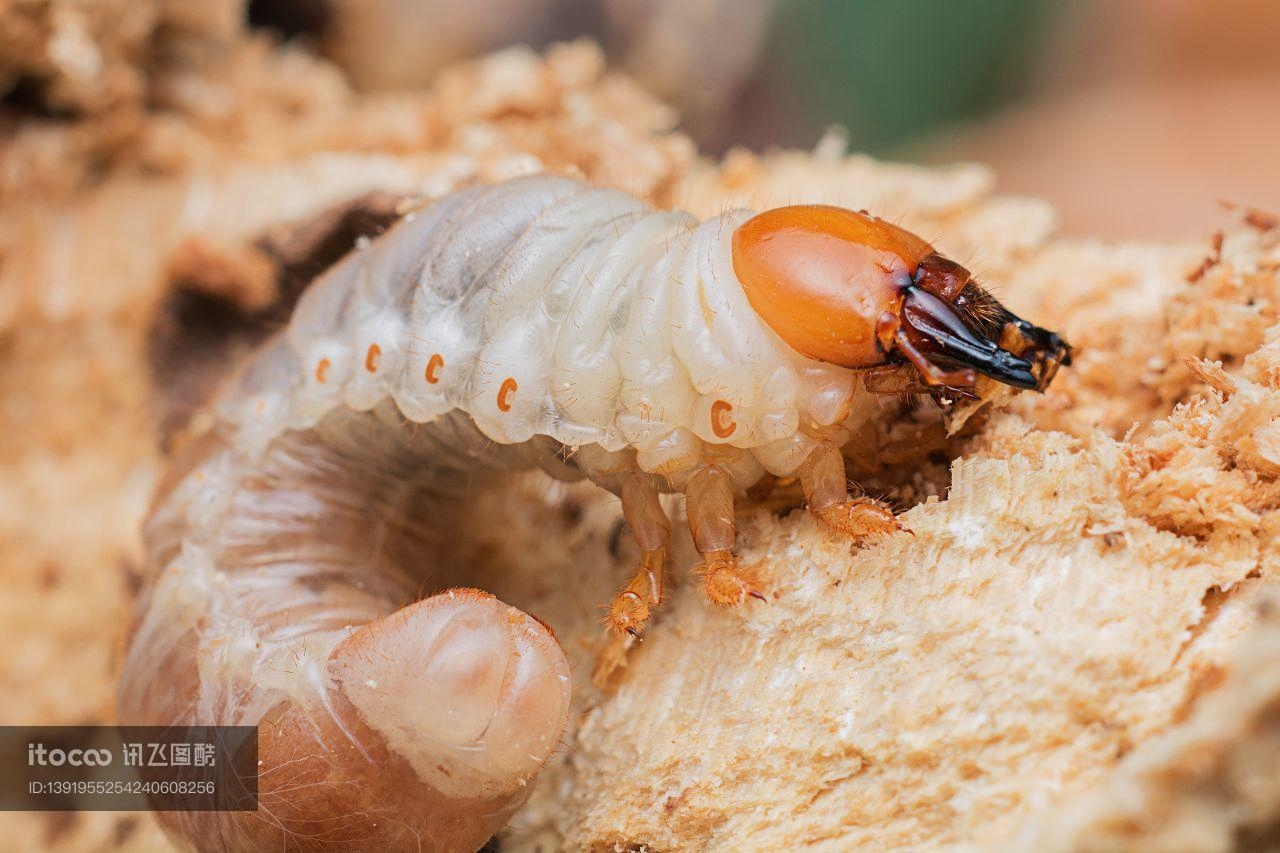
[119,404,573,851]
[118,175,883,850]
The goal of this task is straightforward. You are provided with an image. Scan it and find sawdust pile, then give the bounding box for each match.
[2,7,1279,851]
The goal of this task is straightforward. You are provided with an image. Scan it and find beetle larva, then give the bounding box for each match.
[119,175,1070,850]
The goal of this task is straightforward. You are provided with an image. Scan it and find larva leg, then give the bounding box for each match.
[863,364,934,396]
[606,471,670,636]
[799,439,902,538]
[685,464,765,606]
[593,471,669,686]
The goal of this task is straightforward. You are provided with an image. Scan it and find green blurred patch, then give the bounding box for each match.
[771,0,1061,152]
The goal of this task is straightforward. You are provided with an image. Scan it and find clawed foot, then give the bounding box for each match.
[814,497,906,539]
[605,590,651,638]
[602,549,665,638]
[697,551,767,607]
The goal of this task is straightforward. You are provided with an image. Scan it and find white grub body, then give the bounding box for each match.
[119,175,886,847]
[223,174,875,491]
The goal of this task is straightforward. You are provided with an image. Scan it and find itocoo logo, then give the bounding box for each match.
[27,743,113,766]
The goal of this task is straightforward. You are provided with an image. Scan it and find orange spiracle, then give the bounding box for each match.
[365,344,382,373]
[425,353,444,384]
[710,399,736,438]
[497,377,518,412]
[315,358,331,383]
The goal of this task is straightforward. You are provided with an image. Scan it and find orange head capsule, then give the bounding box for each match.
[732,205,1071,398]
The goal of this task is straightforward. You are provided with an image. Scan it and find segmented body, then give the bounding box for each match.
[223,175,873,491]
[119,176,869,845]
[120,174,1069,850]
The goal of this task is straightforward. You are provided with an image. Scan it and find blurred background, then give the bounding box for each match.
[242,0,1280,240]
